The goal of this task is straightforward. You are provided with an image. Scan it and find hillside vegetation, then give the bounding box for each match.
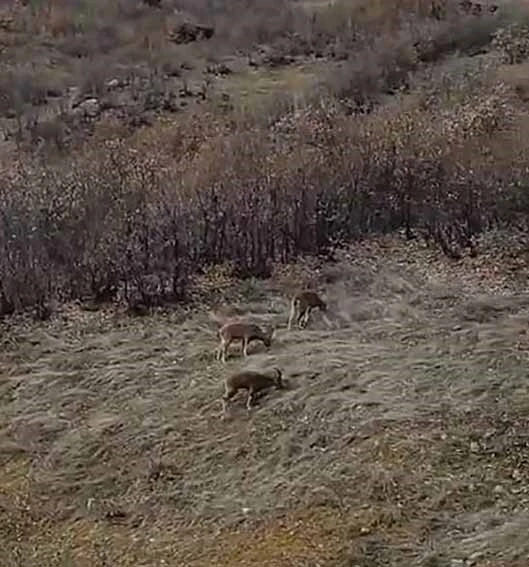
[0,0,528,314]
[2,235,529,566]
[2,0,529,565]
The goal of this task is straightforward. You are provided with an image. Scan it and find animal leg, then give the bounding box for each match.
[221,398,228,418]
[299,308,311,328]
[242,337,249,357]
[252,390,267,403]
[215,340,222,361]
[288,302,297,331]
[221,389,236,418]
[297,308,305,328]
[246,388,255,411]
[221,339,230,363]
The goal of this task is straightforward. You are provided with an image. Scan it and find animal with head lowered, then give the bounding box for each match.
[288,290,327,330]
[222,367,284,415]
[215,320,275,363]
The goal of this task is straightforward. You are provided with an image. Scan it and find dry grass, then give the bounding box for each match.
[218,63,324,108]
[2,236,529,566]
[2,2,529,563]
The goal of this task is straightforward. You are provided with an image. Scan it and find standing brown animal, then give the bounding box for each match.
[222,367,284,415]
[287,290,327,330]
[215,321,275,363]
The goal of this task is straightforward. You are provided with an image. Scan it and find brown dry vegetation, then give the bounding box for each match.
[2,236,529,566]
[2,0,529,565]
[0,0,529,314]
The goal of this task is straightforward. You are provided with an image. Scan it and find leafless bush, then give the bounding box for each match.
[0,66,59,116]
[28,115,70,152]
[416,12,502,61]
[0,82,527,316]
[57,22,124,58]
[326,31,419,111]
[323,4,508,116]
[492,23,529,64]
[77,58,115,98]
[0,0,527,315]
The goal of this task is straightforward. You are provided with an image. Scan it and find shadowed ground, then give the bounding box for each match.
[1,236,529,567]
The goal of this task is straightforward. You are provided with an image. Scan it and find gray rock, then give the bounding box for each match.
[74,98,100,118]
[168,21,214,45]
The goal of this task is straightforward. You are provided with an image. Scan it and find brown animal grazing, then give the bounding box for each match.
[215,321,275,363]
[288,290,327,330]
[222,367,284,415]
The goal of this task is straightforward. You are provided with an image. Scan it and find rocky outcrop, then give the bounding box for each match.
[168,22,214,45]
[72,97,100,118]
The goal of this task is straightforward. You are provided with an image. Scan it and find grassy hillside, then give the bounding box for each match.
[2,0,529,565]
[2,235,529,566]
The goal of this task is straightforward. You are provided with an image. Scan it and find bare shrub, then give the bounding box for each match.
[0,76,526,316]
[57,23,124,58]
[77,58,114,97]
[325,31,419,111]
[0,66,56,115]
[0,0,527,315]
[321,6,504,112]
[492,23,529,64]
[421,12,502,58]
[28,115,70,152]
